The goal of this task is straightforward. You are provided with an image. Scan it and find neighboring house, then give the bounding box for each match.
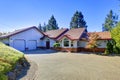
[41,28,68,48]
[0,26,111,52]
[0,26,44,51]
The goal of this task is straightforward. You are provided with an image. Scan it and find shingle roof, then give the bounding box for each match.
[0,26,44,39]
[44,28,68,39]
[58,28,86,40]
[88,31,111,40]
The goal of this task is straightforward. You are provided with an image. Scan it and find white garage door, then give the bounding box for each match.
[13,40,25,51]
[28,40,37,50]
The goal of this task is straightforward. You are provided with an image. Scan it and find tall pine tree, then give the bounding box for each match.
[47,15,59,31]
[38,23,47,32]
[70,11,87,29]
[43,23,47,32]
[102,10,118,31]
[38,23,42,31]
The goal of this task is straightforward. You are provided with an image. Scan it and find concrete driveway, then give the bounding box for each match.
[24,49,120,80]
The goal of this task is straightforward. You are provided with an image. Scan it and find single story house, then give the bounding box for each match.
[0,26,112,52]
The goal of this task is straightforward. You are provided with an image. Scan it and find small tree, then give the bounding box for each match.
[86,32,100,53]
[104,40,113,55]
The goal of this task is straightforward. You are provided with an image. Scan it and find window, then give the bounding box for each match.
[64,38,69,47]
[71,41,73,47]
[77,41,80,47]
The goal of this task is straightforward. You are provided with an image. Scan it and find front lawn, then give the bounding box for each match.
[0,42,24,80]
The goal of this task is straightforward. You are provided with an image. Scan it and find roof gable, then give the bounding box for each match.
[44,28,68,39]
[58,28,86,40]
[0,26,45,38]
[88,31,111,40]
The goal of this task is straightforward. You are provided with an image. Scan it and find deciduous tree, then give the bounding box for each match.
[86,32,100,53]
[111,22,120,48]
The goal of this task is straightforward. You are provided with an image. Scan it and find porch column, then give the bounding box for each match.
[69,40,71,48]
[61,40,64,47]
[74,41,77,48]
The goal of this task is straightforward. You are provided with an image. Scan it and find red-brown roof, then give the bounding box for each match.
[0,26,45,38]
[44,28,68,39]
[88,31,111,40]
[58,28,86,40]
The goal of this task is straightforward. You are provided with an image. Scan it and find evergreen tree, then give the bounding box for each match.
[102,10,118,31]
[47,15,59,31]
[43,23,47,32]
[70,11,87,29]
[38,23,42,31]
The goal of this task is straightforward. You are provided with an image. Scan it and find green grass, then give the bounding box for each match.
[0,42,24,80]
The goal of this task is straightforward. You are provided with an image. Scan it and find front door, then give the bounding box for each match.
[46,41,50,49]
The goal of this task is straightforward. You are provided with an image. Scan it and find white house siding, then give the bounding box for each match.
[41,37,56,48]
[73,41,77,48]
[9,28,44,50]
[77,41,87,48]
[60,37,78,48]
[97,40,108,48]
[50,39,56,47]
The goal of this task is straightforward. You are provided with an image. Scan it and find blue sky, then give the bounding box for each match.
[0,0,119,32]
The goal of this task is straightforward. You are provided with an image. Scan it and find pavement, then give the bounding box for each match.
[19,49,120,80]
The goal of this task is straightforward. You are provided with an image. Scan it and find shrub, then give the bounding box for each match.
[0,73,8,80]
[104,41,113,55]
[113,46,120,54]
[53,43,60,48]
[104,39,120,55]
[104,48,110,55]
[0,61,12,73]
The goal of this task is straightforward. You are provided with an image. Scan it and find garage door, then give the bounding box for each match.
[13,40,25,51]
[28,40,37,50]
